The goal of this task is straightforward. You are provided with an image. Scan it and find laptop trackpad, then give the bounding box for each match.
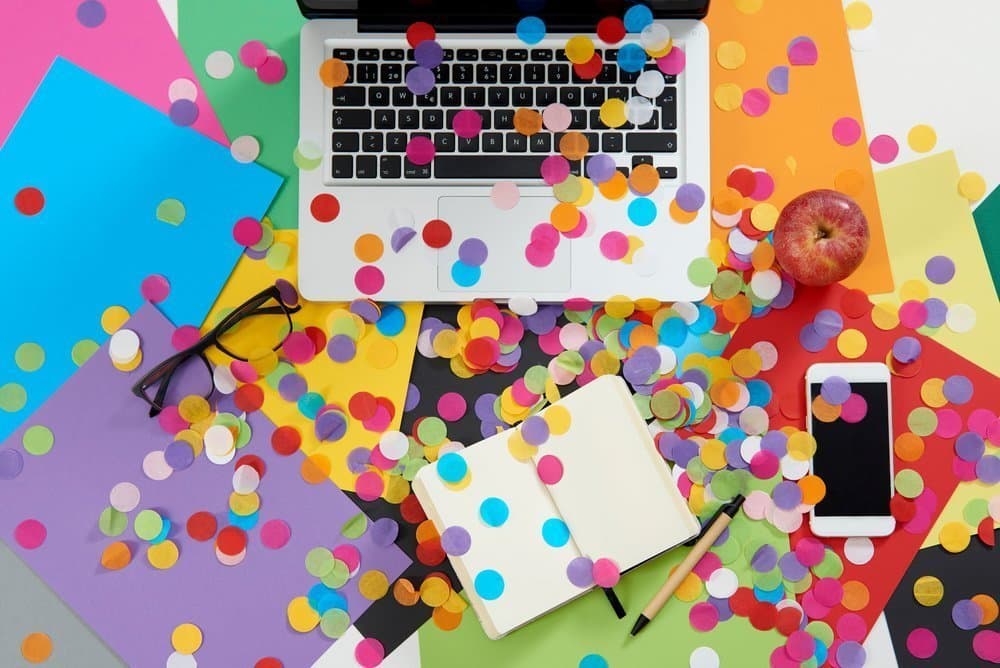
[436,196,572,293]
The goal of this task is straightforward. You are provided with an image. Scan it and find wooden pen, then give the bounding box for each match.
[630,494,745,636]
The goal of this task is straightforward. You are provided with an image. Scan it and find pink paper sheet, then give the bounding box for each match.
[0,0,226,144]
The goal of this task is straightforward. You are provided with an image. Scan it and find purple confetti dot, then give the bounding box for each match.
[923,297,949,328]
[751,544,779,572]
[315,410,347,442]
[406,66,435,95]
[679,367,710,389]
[326,334,357,363]
[0,448,24,480]
[771,481,803,511]
[278,372,308,401]
[761,430,788,456]
[725,439,749,469]
[458,238,489,267]
[497,347,522,367]
[708,595,734,621]
[441,526,472,556]
[347,447,371,474]
[955,432,985,462]
[244,247,268,260]
[925,255,956,284]
[370,517,400,547]
[835,641,867,668]
[943,375,973,404]
[767,65,789,94]
[675,183,706,212]
[953,599,984,630]
[414,40,444,68]
[585,153,617,183]
[164,440,195,470]
[772,278,796,309]
[566,556,594,587]
[169,99,199,127]
[623,346,661,386]
[657,432,682,460]
[892,336,921,363]
[390,226,416,253]
[404,383,421,413]
[713,526,730,546]
[474,393,498,421]
[778,551,808,581]
[76,0,106,27]
[349,299,381,323]
[799,324,829,353]
[275,278,299,308]
[976,455,1000,484]
[820,376,851,405]
[813,309,844,338]
[520,415,550,446]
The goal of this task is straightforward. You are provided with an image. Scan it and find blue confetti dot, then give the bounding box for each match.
[450,260,482,287]
[308,583,348,614]
[618,320,640,348]
[659,316,687,347]
[541,518,570,547]
[479,497,510,527]
[228,509,259,530]
[627,197,657,226]
[436,452,468,483]
[747,379,773,407]
[623,4,654,32]
[149,518,171,545]
[814,639,829,665]
[474,569,505,600]
[689,304,716,334]
[579,654,609,668]
[617,43,648,72]
[754,583,784,603]
[516,16,546,45]
[297,391,325,419]
[376,304,406,336]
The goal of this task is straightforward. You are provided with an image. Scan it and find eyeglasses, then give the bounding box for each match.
[132,283,302,417]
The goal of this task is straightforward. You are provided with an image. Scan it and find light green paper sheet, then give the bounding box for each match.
[178,0,304,229]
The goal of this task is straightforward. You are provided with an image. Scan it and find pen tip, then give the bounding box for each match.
[629,615,650,636]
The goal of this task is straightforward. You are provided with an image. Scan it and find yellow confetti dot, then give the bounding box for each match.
[598,98,627,128]
[919,378,947,408]
[230,491,261,515]
[836,329,867,359]
[358,570,390,600]
[605,295,635,318]
[714,83,743,111]
[178,395,212,423]
[147,539,180,570]
[786,156,798,175]
[366,338,398,370]
[701,439,727,470]
[938,521,971,553]
[750,202,779,231]
[565,36,595,65]
[958,171,987,201]
[507,429,535,462]
[716,41,747,70]
[287,596,320,633]
[572,177,596,207]
[898,279,929,303]
[733,0,764,14]
[913,575,944,606]
[730,348,762,378]
[672,568,703,601]
[420,575,452,607]
[907,124,937,153]
[870,302,900,330]
[843,1,873,30]
[544,404,572,435]
[788,431,817,460]
[100,305,131,334]
[171,623,203,655]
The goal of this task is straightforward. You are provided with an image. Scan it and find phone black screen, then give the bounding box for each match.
[810,381,892,517]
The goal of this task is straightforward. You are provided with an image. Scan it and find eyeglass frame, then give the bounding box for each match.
[131,284,302,417]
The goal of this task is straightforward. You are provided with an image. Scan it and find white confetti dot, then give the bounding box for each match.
[706,567,738,598]
[232,464,261,494]
[167,650,198,668]
[213,365,237,394]
[109,482,141,512]
[379,431,410,460]
[109,329,141,364]
[635,70,666,99]
[205,50,235,79]
[689,646,720,668]
[844,536,875,565]
[230,135,261,163]
[142,450,173,481]
[946,303,976,333]
[167,78,198,103]
[508,296,538,316]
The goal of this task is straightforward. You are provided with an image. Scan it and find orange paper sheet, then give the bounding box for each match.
[705,0,893,293]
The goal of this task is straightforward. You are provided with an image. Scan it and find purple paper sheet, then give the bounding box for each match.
[0,304,410,666]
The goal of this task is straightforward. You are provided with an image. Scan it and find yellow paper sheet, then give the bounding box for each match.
[873,152,1000,545]
[201,230,422,490]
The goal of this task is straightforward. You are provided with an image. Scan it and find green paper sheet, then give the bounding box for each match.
[420,514,787,667]
[178,0,304,229]
[973,186,1000,295]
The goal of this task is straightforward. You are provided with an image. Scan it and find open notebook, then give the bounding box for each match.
[412,375,699,639]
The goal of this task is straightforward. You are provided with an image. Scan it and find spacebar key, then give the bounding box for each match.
[434,156,544,179]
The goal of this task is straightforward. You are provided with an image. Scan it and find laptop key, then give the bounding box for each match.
[379,155,401,179]
[476,64,498,84]
[637,112,659,130]
[453,64,474,84]
[398,109,419,129]
[657,166,678,179]
[584,133,599,152]
[332,87,366,106]
[601,133,623,153]
[433,65,450,84]
[570,109,587,129]
[382,49,404,60]
[626,133,677,153]
[358,48,379,60]
[597,65,617,84]
[434,132,456,152]
[512,87,533,106]
[535,87,557,106]
[332,48,355,60]
[356,64,378,83]
[620,70,639,84]
[362,132,383,152]
[616,166,630,177]
[500,64,521,84]
[356,155,377,178]
[458,136,480,152]
[332,155,353,178]
[333,109,371,129]
[530,49,553,61]
[464,87,486,107]
[404,159,431,178]
[392,87,413,106]
[457,49,478,61]
[488,87,509,106]
[530,133,552,152]
[422,109,444,129]
[548,64,569,83]
[607,86,629,101]
[506,49,528,61]
[332,132,360,152]
[375,109,396,129]
[368,87,390,106]
[632,155,654,167]
[441,87,462,107]
[525,64,545,84]
[482,49,503,61]
[416,90,438,106]
[386,132,407,152]
[506,133,528,152]
[380,64,402,83]
[559,87,581,106]
[589,110,604,129]
[434,156,545,179]
[482,132,504,152]
[442,49,454,61]
[584,87,605,106]
[494,109,514,130]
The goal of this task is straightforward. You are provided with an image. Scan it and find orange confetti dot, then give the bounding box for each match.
[354,233,384,263]
[300,453,332,484]
[722,295,752,323]
[972,594,999,625]
[751,243,775,270]
[798,475,826,505]
[558,131,589,161]
[550,202,581,232]
[713,187,744,215]
[100,541,132,570]
[834,168,864,196]
[811,395,842,423]
[393,578,421,606]
[670,198,698,224]
[21,633,53,664]
[893,432,925,462]
[598,170,628,200]
[432,605,463,631]
[842,580,870,611]
[319,58,349,87]
[415,519,440,543]
[628,164,660,196]
[513,108,543,136]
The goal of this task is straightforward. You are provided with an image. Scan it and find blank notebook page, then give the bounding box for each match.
[531,375,699,569]
[414,433,586,637]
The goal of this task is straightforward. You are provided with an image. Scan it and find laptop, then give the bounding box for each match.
[296,1,711,303]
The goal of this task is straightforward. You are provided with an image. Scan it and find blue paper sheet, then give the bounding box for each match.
[0,57,282,441]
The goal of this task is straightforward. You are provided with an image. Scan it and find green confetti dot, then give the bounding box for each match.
[805,621,834,647]
[416,417,448,447]
[687,257,718,287]
[811,549,844,579]
[963,497,990,526]
[250,220,275,252]
[907,407,937,437]
[894,469,924,499]
[15,342,45,372]
[293,140,323,171]
[134,509,164,542]
[710,468,744,500]
[156,198,186,226]
[305,546,335,577]
[22,425,53,455]
[753,566,783,590]
[99,506,128,537]
[0,382,28,412]
[340,511,368,539]
[319,608,351,638]
[555,350,585,375]
[712,269,744,300]
[71,339,100,367]
[523,365,549,395]
[789,572,813,595]
[320,558,350,589]
[711,534,743,565]
[265,242,291,271]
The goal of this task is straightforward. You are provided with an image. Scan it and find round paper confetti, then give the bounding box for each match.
[958,171,987,201]
[76,0,106,28]
[907,124,937,153]
[14,187,45,216]
[205,50,235,79]
[474,569,505,600]
[869,134,899,164]
[20,632,53,664]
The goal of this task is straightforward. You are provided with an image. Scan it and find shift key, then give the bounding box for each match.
[625,132,677,153]
[332,109,372,129]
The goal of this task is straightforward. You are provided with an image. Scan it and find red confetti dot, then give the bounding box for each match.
[727,168,756,197]
[729,587,756,616]
[233,383,265,413]
[234,454,266,479]
[186,511,218,542]
[349,391,378,420]
[890,494,917,523]
[304,326,327,354]
[749,602,778,631]
[406,21,435,48]
[255,659,283,668]
[14,187,44,216]
[271,425,302,456]
[416,537,447,566]
[596,16,626,44]
[399,494,427,524]
[573,53,603,80]
[979,516,997,547]
[422,218,452,249]
[216,526,248,556]
[465,337,501,368]
[841,288,872,318]
[310,193,341,222]
[776,606,802,636]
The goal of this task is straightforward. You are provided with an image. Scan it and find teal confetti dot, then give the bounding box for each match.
[480,497,509,527]
[376,304,406,336]
[451,260,482,287]
[474,569,505,600]
[542,518,570,547]
[580,654,609,668]
[436,452,468,483]
[628,197,657,226]
[516,16,546,45]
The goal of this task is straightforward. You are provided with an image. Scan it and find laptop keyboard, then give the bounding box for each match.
[327,44,681,183]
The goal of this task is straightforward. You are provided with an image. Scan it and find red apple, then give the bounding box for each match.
[773,189,870,286]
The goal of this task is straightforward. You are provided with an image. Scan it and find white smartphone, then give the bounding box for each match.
[806,362,895,537]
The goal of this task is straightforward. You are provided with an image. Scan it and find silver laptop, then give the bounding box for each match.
[297,1,711,302]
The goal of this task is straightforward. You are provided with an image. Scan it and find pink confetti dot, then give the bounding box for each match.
[793,537,825,566]
[599,231,629,260]
[355,471,385,502]
[452,109,483,138]
[355,638,385,668]
[437,392,467,421]
[741,88,770,117]
[256,56,287,84]
[229,360,259,384]
[541,103,572,133]
[898,300,928,329]
[907,628,937,659]
[836,612,868,642]
[354,265,385,295]
[540,155,571,185]
[935,408,962,438]
[656,46,686,76]
[171,325,201,351]
[232,217,263,246]
[972,630,999,663]
[140,274,170,303]
[536,454,564,484]
[333,544,361,573]
[869,134,899,164]
[525,242,555,268]
[832,117,862,146]
[239,40,268,68]
[282,331,316,364]
[787,36,818,66]
[751,171,775,201]
[689,601,720,631]
[157,405,189,434]
[260,519,291,549]
[592,557,620,587]
[840,393,868,424]
[14,519,46,549]
[405,136,435,165]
